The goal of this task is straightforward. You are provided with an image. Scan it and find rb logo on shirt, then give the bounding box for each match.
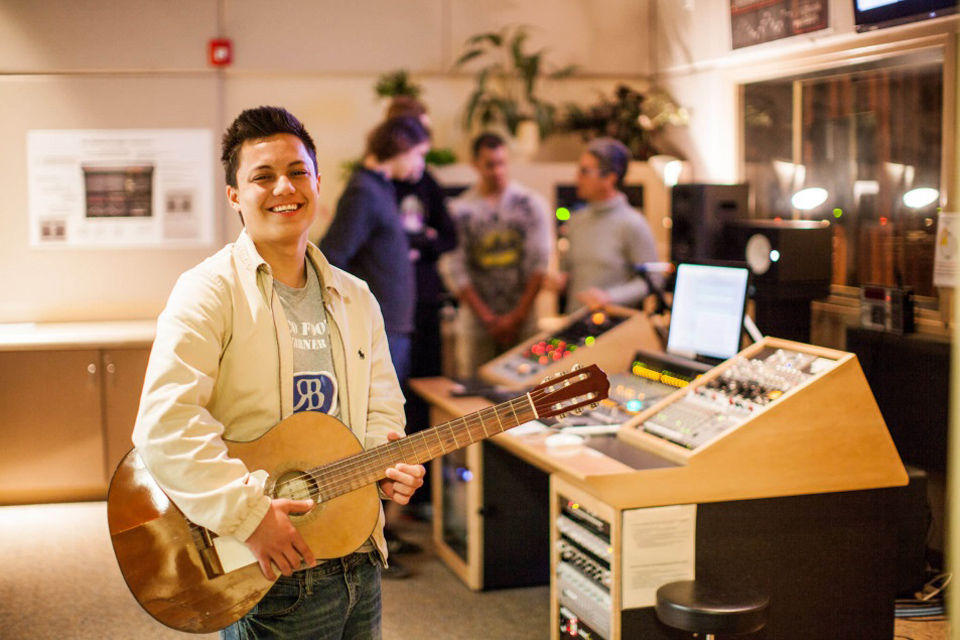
[293,372,338,414]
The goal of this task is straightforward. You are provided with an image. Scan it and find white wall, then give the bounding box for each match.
[0,0,652,324]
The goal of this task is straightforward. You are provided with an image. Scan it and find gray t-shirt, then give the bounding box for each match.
[274,262,341,421]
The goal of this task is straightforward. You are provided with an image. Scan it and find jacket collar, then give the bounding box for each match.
[233,229,351,303]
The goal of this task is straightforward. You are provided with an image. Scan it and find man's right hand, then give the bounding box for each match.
[245,498,317,580]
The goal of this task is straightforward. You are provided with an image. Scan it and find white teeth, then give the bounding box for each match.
[271,204,299,213]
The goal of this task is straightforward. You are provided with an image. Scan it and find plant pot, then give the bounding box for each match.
[513,120,540,163]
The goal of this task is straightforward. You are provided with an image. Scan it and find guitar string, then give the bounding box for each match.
[272,377,594,500]
[305,399,537,500]
[271,380,592,502]
[186,377,595,535]
[183,401,534,538]
[271,395,536,501]
[271,393,530,492]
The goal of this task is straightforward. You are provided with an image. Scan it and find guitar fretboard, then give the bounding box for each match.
[301,394,537,503]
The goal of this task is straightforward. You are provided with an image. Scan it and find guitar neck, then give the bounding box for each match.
[310,393,537,502]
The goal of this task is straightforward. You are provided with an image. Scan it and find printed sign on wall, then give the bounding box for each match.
[27,129,215,248]
[731,0,829,49]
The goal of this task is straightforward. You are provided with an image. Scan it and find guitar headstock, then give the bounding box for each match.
[529,364,609,420]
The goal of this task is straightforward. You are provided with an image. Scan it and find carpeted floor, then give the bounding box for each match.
[0,501,948,639]
[0,501,547,639]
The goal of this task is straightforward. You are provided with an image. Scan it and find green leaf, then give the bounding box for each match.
[550,64,578,79]
[467,32,502,47]
[454,49,485,68]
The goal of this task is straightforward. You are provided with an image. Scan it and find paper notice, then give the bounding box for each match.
[621,504,696,609]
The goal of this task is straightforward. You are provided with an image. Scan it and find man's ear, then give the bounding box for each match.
[226,184,240,211]
[226,185,244,225]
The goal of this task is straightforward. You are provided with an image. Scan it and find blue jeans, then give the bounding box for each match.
[221,552,382,640]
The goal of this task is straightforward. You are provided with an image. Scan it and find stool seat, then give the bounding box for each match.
[655,580,769,636]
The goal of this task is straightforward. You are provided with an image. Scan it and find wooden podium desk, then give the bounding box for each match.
[408,376,676,592]
[410,336,908,640]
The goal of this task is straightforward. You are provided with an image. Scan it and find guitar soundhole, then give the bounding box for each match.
[271,469,323,521]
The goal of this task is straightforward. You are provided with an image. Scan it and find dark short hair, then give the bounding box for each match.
[366,116,430,162]
[386,96,428,120]
[221,106,318,188]
[471,132,506,159]
[587,137,631,184]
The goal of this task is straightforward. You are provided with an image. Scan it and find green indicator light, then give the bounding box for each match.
[833,208,842,218]
[556,207,570,221]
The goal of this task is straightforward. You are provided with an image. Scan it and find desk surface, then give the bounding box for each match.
[409,376,669,482]
[410,360,907,511]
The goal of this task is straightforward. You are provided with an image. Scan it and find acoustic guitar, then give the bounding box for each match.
[107,365,608,633]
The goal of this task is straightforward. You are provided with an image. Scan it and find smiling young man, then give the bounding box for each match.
[132,106,424,639]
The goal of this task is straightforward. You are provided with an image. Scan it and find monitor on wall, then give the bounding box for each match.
[853,0,957,31]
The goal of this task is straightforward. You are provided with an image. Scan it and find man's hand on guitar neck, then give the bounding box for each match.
[245,498,317,581]
[378,431,426,506]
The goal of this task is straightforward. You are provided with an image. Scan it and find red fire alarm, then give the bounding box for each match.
[209,38,233,67]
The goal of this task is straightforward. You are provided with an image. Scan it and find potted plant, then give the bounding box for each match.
[374,69,423,100]
[562,84,689,161]
[370,70,457,167]
[455,25,575,143]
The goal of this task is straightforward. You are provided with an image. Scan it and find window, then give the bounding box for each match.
[742,48,945,298]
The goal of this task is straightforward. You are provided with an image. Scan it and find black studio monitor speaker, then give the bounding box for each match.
[719,219,833,342]
[720,219,833,299]
[670,184,749,263]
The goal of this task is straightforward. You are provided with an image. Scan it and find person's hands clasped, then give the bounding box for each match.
[488,313,521,347]
[245,498,317,581]
[378,431,426,505]
[576,287,611,310]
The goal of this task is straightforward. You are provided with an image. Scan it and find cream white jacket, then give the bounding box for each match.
[132,230,405,560]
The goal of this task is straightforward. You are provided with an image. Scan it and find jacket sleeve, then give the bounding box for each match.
[320,178,375,270]
[132,270,271,541]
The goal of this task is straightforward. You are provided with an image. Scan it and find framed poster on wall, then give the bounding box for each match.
[27,129,215,248]
[730,0,829,49]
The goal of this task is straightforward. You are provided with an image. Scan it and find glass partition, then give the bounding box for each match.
[742,49,945,297]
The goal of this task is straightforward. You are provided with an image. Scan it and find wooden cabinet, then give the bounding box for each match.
[0,349,106,503]
[102,348,152,477]
[0,322,153,504]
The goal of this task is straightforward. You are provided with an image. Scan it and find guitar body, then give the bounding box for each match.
[107,412,380,634]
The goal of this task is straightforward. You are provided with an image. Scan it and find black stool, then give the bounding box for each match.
[655,580,769,639]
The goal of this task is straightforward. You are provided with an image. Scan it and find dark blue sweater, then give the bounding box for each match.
[321,168,414,335]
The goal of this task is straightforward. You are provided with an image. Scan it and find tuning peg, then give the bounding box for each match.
[572,407,584,415]
[589,402,600,410]
[571,363,582,371]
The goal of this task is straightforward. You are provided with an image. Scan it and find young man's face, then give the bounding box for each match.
[473,144,509,194]
[227,133,320,250]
